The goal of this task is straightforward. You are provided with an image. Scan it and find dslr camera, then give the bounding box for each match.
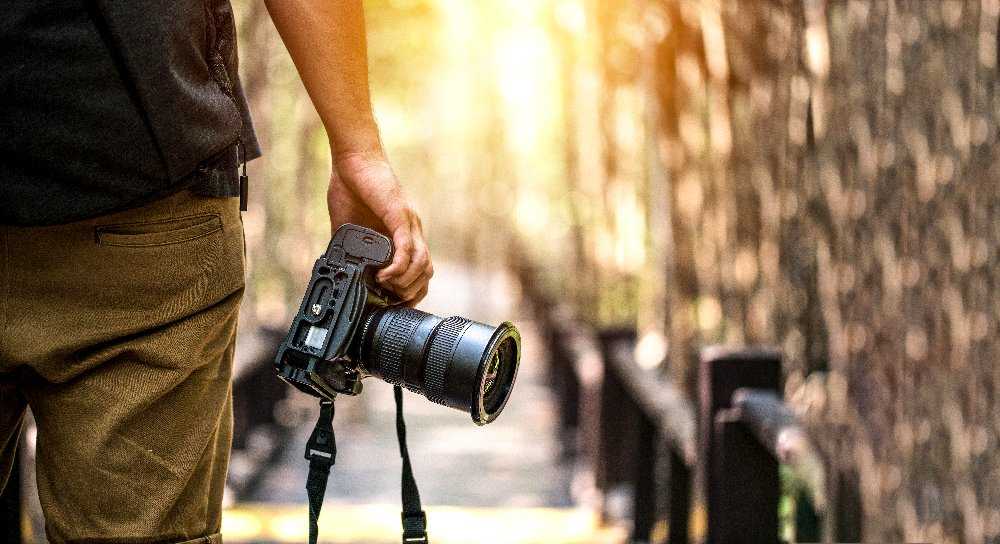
[275,224,521,424]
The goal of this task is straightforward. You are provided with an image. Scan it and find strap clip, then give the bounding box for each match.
[401,510,428,543]
[305,400,336,467]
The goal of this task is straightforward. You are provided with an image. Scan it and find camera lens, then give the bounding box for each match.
[356,307,521,425]
[480,331,518,416]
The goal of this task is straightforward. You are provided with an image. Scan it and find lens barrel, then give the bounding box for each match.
[356,307,520,425]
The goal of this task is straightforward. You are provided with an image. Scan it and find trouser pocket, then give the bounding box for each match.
[95,214,223,247]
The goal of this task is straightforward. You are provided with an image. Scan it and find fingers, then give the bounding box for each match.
[374,213,433,303]
[379,241,433,302]
[392,220,431,288]
[403,284,429,308]
[394,268,433,303]
[375,212,413,282]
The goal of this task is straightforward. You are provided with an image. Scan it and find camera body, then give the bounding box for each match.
[275,223,395,400]
[275,224,522,425]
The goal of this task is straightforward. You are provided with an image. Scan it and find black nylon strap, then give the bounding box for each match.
[305,400,336,544]
[301,391,426,544]
[394,385,428,543]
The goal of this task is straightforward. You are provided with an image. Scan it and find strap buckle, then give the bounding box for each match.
[304,436,334,465]
[401,511,428,544]
[305,400,336,466]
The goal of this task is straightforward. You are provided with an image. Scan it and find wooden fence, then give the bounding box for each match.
[515,257,863,544]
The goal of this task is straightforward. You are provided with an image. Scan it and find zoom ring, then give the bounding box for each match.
[373,308,423,386]
[424,317,469,405]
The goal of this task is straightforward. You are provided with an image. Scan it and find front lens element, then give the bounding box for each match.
[476,324,520,423]
[358,308,521,425]
[483,353,500,395]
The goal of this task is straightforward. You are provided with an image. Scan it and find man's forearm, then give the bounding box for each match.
[265,0,434,301]
[264,0,382,158]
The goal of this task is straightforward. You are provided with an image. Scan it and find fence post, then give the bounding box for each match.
[699,347,782,544]
[549,328,581,448]
[794,488,822,542]
[834,467,863,542]
[666,448,691,544]
[596,329,639,522]
[632,413,657,543]
[713,410,780,543]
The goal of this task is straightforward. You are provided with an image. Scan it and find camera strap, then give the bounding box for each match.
[302,388,428,544]
[394,385,429,543]
[304,399,336,544]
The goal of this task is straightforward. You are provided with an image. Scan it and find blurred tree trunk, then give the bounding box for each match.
[625,1,1000,541]
[236,0,333,330]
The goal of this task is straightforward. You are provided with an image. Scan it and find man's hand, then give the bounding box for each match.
[328,151,432,305]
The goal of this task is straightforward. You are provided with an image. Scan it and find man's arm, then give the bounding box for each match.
[264,0,432,304]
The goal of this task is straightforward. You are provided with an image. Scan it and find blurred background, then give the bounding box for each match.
[224,1,634,541]
[7,1,1000,543]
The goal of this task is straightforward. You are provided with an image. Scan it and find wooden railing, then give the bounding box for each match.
[513,259,863,544]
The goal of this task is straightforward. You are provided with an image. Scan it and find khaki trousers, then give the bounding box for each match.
[0,190,245,543]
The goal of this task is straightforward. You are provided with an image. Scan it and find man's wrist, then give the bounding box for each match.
[333,147,387,167]
[331,146,392,186]
[328,114,385,166]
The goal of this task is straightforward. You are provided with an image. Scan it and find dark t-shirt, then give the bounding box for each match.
[0,0,260,226]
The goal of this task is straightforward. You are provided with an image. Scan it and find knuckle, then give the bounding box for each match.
[396,238,413,254]
[412,249,429,267]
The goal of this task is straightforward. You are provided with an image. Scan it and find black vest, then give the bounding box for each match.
[0,0,260,225]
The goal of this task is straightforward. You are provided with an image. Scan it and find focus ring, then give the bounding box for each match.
[373,308,423,385]
[424,317,469,405]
